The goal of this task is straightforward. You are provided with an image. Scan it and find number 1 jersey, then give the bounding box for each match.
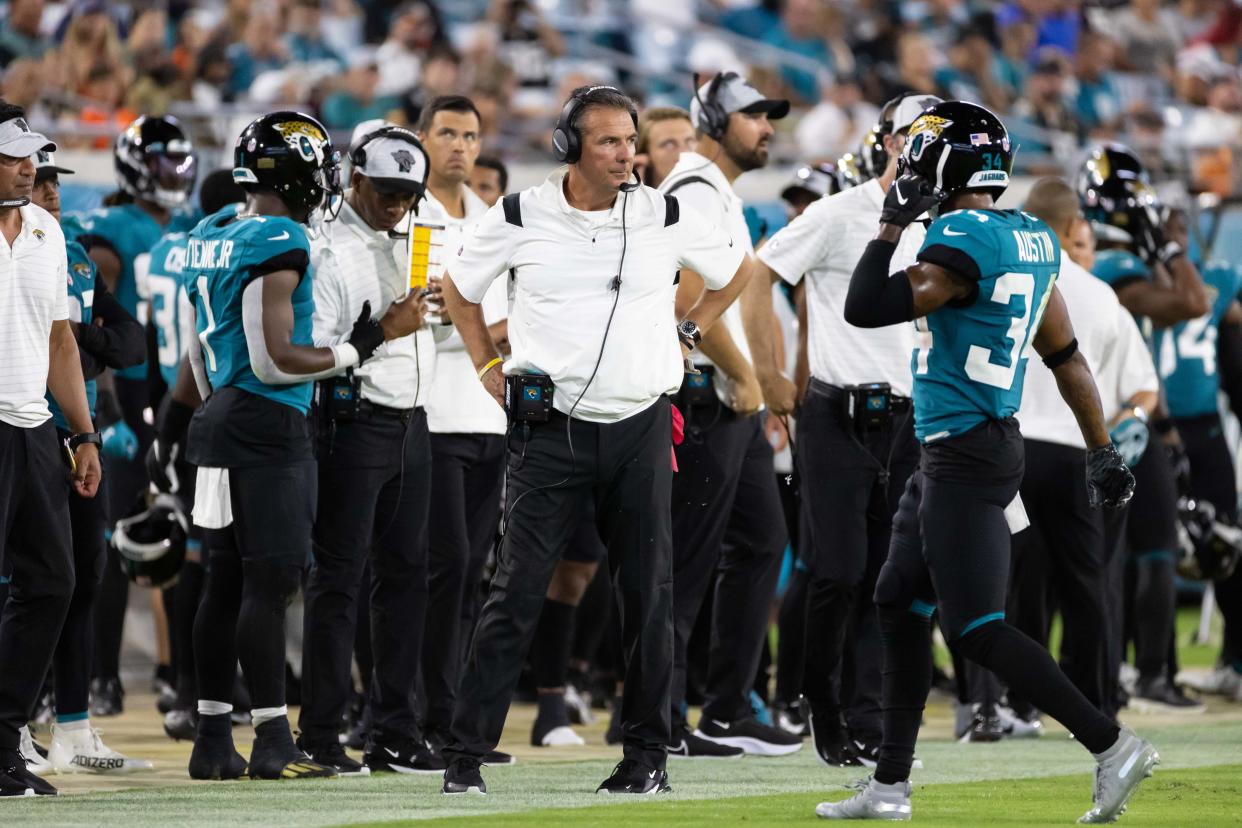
[911,209,1059,443]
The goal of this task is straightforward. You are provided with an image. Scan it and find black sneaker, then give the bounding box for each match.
[0,750,55,796]
[774,700,808,737]
[297,736,369,776]
[89,676,124,717]
[426,730,513,767]
[484,749,515,765]
[959,705,1004,743]
[442,756,486,794]
[248,719,337,780]
[365,737,446,775]
[805,702,862,767]
[596,759,671,795]
[164,708,197,742]
[667,724,744,759]
[188,714,247,780]
[1132,676,1206,714]
[694,716,803,756]
[153,674,177,715]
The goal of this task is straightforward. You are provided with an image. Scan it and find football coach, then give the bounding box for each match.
[440,84,753,796]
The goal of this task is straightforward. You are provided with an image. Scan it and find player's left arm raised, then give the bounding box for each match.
[1032,285,1135,508]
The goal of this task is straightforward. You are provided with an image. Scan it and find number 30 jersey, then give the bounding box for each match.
[911,209,1059,443]
[1152,259,1242,418]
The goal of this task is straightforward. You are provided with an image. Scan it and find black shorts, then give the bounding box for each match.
[1125,425,1179,556]
[874,419,1024,640]
[1176,413,1237,522]
[222,460,316,565]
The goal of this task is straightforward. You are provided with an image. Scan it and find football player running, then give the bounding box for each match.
[819,101,1151,823]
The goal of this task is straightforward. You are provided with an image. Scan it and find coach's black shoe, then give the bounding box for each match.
[596,759,671,795]
[249,719,337,780]
[774,700,808,737]
[442,757,486,794]
[484,749,515,765]
[188,714,247,780]
[695,716,803,756]
[668,724,744,759]
[960,704,1004,743]
[805,702,862,767]
[0,750,55,796]
[164,708,197,742]
[89,676,124,717]
[1131,676,1206,714]
[427,729,514,767]
[365,737,446,775]
[297,736,369,777]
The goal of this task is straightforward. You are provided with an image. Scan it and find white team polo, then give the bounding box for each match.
[311,196,440,410]
[1019,257,1158,449]
[759,179,924,396]
[449,167,745,423]
[422,186,509,435]
[0,204,69,428]
[659,153,754,397]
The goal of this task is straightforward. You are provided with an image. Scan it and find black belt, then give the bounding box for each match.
[808,378,911,412]
[357,400,419,421]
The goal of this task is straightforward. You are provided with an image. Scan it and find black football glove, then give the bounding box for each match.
[1165,441,1192,496]
[1086,443,1136,509]
[880,172,943,229]
[1130,203,1183,268]
[348,300,385,363]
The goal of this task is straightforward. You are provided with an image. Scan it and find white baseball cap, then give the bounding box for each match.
[34,149,73,181]
[890,94,943,135]
[0,115,55,159]
[352,126,428,196]
[690,73,790,132]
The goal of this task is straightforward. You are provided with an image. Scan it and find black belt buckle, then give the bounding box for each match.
[844,382,892,434]
[678,364,717,409]
[505,374,554,424]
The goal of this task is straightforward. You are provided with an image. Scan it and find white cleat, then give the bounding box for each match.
[539,726,585,747]
[18,726,51,774]
[816,777,912,820]
[1078,728,1158,824]
[997,706,1043,739]
[49,724,154,774]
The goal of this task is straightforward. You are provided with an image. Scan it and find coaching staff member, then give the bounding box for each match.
[0,104,101,798]
[440,85,751,796]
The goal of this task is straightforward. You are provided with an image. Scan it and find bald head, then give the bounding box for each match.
[1023,177,1081,242]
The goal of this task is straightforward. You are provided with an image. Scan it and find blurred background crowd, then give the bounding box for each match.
[6,0,1242,197]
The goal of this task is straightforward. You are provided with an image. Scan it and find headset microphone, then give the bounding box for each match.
[619,171,640,192]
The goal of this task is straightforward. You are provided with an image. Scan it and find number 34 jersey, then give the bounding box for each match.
[911,209,1060,444]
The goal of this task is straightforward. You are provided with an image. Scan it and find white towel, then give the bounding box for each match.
[1004,493,1030,535]
[193,466,234,529]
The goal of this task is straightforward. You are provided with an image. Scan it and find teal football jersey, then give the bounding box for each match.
[141,231,190,388]
[912,209,1060,443]
[63,203,168,380]
[182,207,314,413]
[46,241,98,430]
[1153,260,1242,418]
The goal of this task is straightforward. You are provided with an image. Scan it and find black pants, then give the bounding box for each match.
[797,382,918,739]
[49,428,109,718]
[421,431,504,738]
[1008,439,1108,710]
[447,398,674,771]
[670,395,785,725]
[0,420,74,750]
[299,409,432,746]
[1125,431,1180,680]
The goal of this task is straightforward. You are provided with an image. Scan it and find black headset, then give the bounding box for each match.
[692,71,733,140]
[551,85,639,164]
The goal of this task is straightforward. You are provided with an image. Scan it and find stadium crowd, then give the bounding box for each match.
[0,0,1240,823]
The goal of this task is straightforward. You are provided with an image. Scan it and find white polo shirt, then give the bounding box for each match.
[0,204,69,428]
[311,196,439,410]
[423,186,510,435]
[759,180,924,396]
[659,153,754,404]
[449,167,744,423]
[1019,257,1158,449]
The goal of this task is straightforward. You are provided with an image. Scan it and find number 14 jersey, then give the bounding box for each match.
[911,208,1060,443]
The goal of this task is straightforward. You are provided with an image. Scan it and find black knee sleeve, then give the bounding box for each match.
[874,606,933,785]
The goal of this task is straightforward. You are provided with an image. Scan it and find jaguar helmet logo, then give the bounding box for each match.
[905,115,953,163]
[273,121,329,165]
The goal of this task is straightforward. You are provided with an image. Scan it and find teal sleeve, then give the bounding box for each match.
[1092,249,1148,287]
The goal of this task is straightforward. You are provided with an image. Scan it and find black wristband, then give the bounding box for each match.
[69,431,102,450]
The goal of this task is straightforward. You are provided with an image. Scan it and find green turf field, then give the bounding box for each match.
[8,719,1241,827]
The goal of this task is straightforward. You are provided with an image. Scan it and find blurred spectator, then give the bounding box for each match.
[2,58,48,124]
[904,0,972,54]
[762,0,833,104]
[719,0,781,39]
[1185,72,1242,147]
[401,46,463,126]
[794,76,879,162]
[287,0,345,67]
[78,62,138,149]
[1074,30,1122,133]
[934,27,1009,111]
[635,106,695,188]
[126,49,184,118]
[59,4,126,99]
[893,32,941,98]
[190,36,233,110]
[1173,0,1224,43]
[321,48,401,129]
[1109,0,1185,80]
[0,0,49,66]
[999,0,1081,57]
[376,1,448,98]
[323,0,366,59]
[1011,49,1083,169]
[226,9,289,99]
[469,154,508,206]
[995,12,1036,103]
[488,0,565,108]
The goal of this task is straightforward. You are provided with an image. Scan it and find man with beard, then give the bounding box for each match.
[655,73,801,758]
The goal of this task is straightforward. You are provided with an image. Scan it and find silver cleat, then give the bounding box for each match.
[1079,728,1159,824]
[816,777,912,821]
